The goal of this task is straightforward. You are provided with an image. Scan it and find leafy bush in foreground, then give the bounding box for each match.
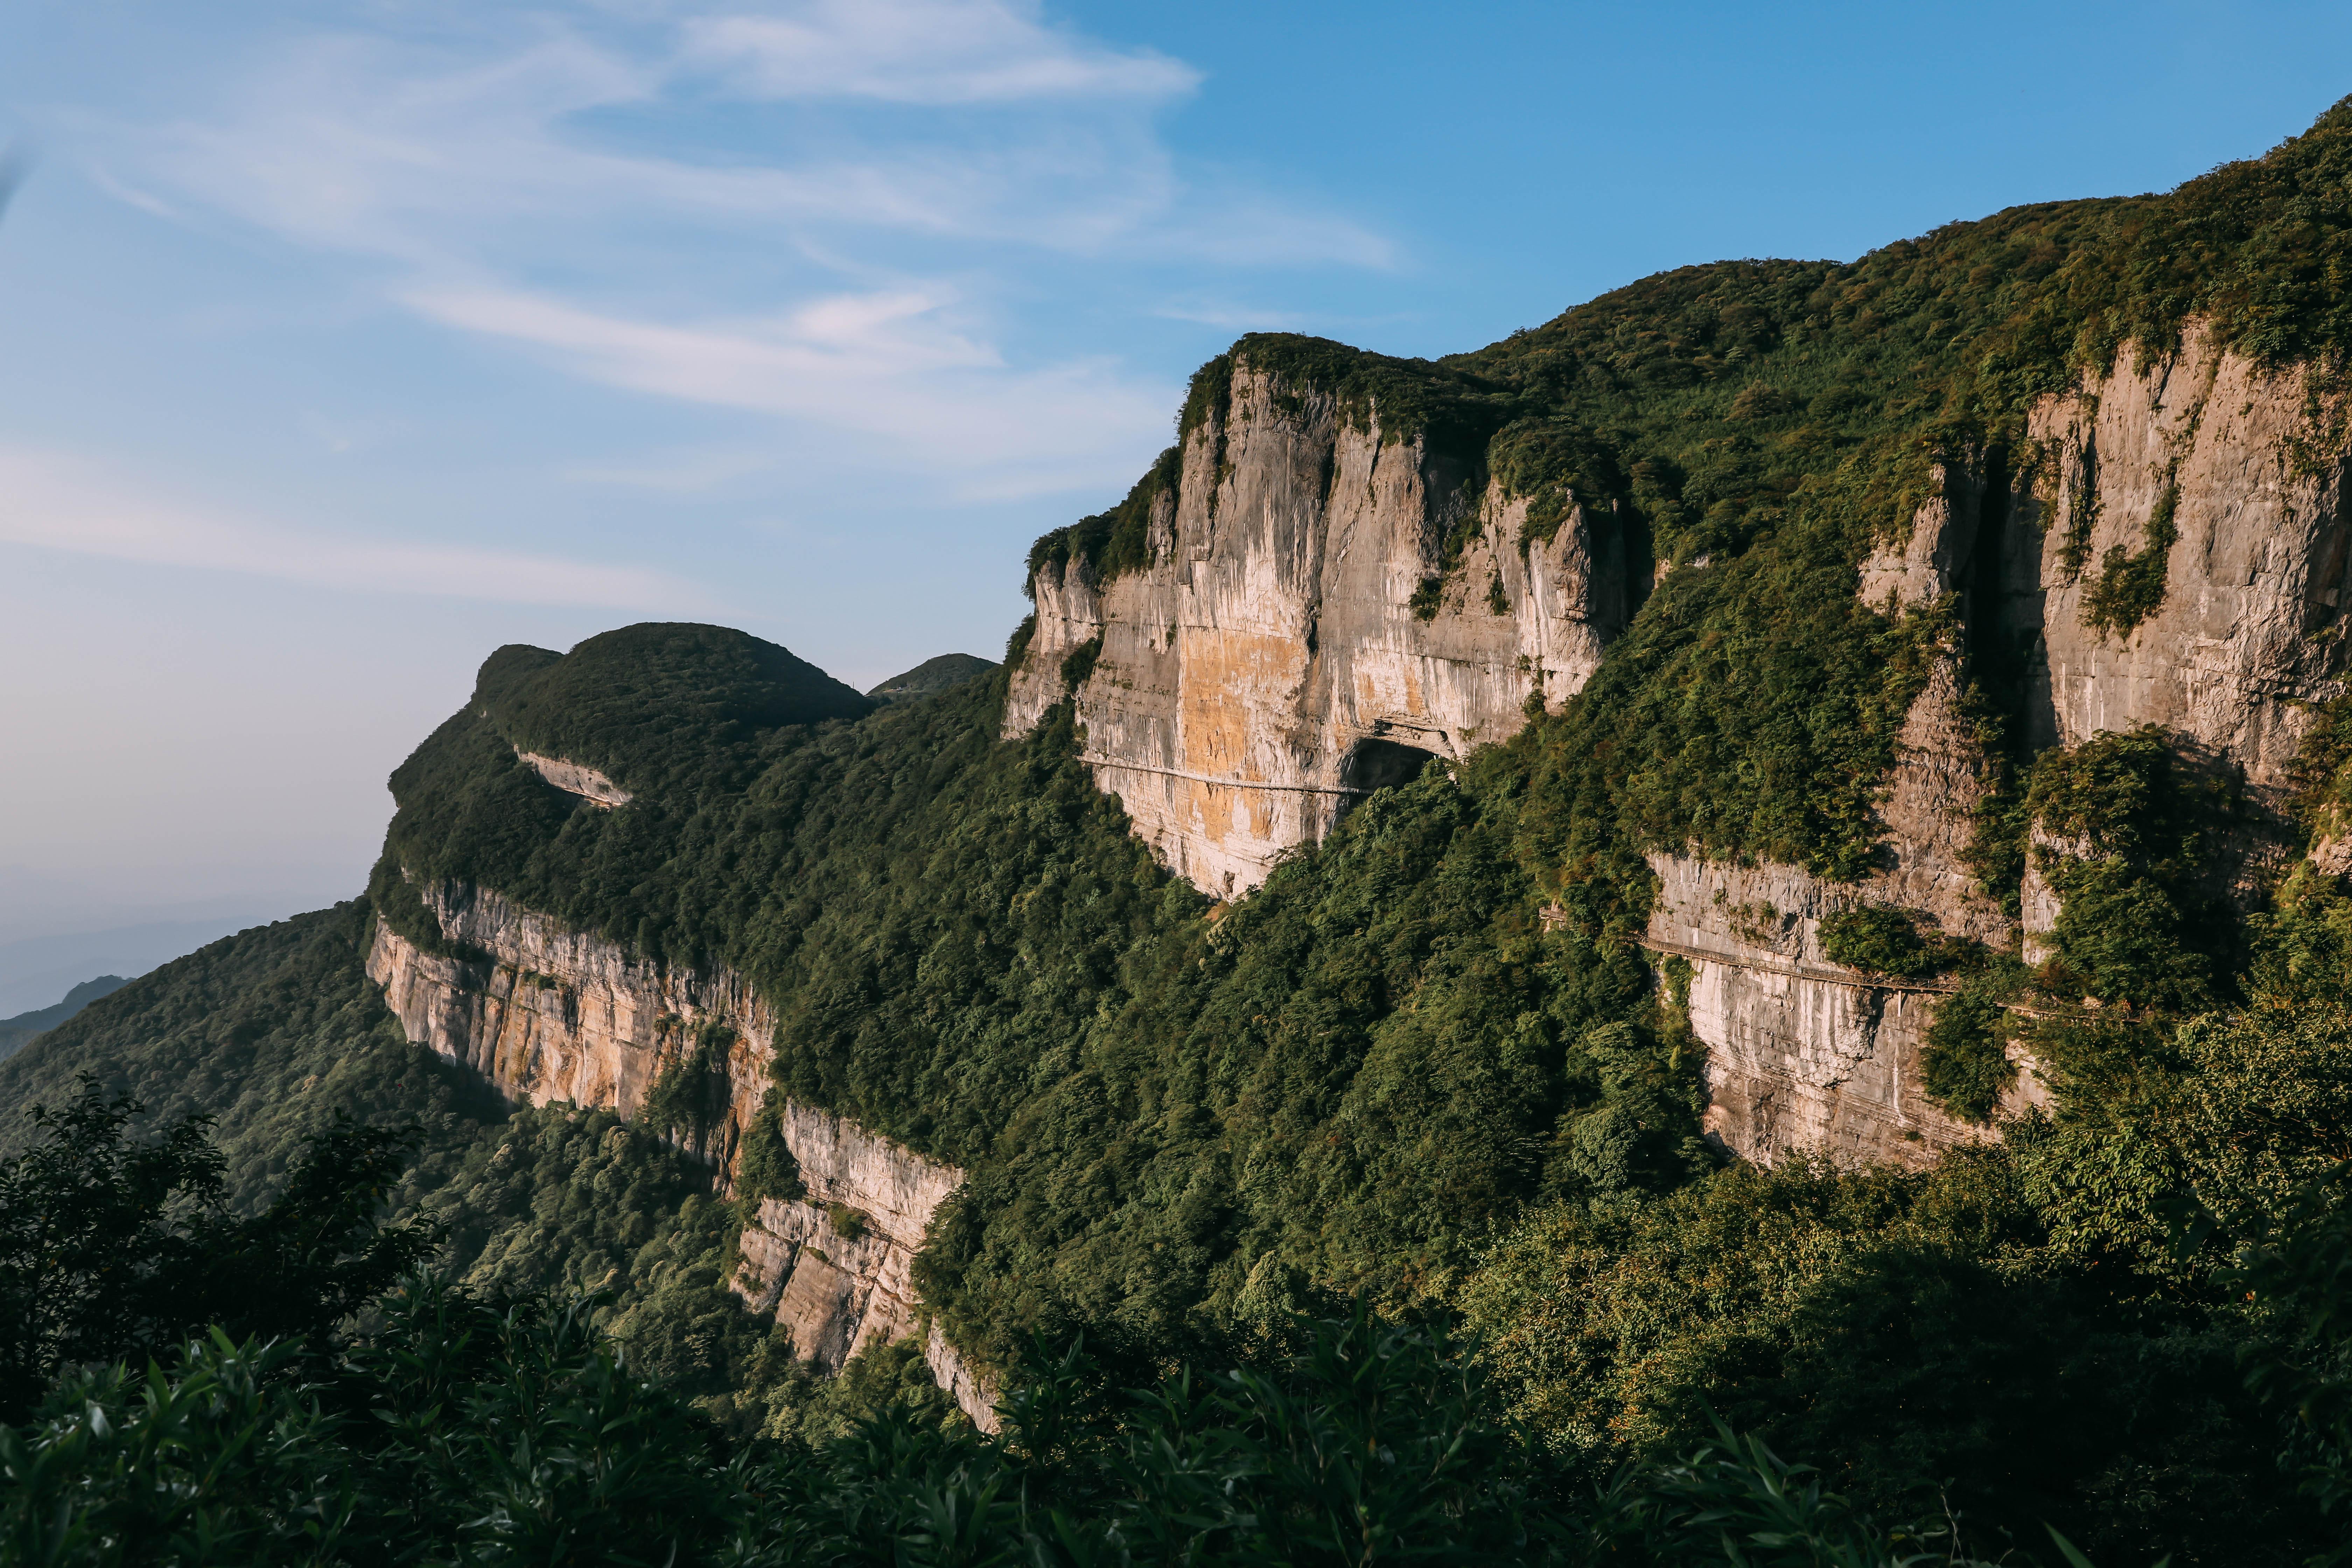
[2,1282,2067,1568]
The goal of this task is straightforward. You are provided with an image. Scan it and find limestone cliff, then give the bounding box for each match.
[2007,322,2348,896]
[366,879,994,1424]
[731,1101,981,1422]
[1005,356,1640,897]
[515,750,632,808]
[1643,331,2350,1162]
[1024,326,2349,1167]
[1655,465,2022,1164]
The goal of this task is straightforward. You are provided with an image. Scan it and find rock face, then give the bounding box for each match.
[1005,359,1640,898]
[731,1102,971,1389]
[1662,467,2023,1164]
[515,750,632,808]
[1642,328,2352,1163]
[1646,852,2042,1168]
[366,879,994,1424]
[1023,327,2350,1167]
[2000,322,2351,901]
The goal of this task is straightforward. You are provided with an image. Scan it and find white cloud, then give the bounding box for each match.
[401,281,1176,491]
[680,0,1200,105]
[84,1,1388,500]
[0,446,710,610]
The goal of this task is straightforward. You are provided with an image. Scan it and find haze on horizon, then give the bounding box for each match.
[2,0,2348,995]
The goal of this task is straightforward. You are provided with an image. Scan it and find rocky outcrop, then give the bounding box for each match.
[730,1105,996,1428]
[1656,469,2024,1164]
[1646,852,2044,1167]
[853,319,2352,1182]
[1017,327,2351,1167]
[1655,330,2352,1162]
[366,879,993,1425]
[516,750,632,808]
[1005,360,1639,898]
[2003,322,2351,902]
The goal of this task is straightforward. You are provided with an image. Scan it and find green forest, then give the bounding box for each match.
[12,94,2352,1566]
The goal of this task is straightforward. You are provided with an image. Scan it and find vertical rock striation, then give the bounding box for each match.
[1025,327,2351,1167]
[366,879,994,1424]
[2002,322,2351,905]
[1006,359,1639,898]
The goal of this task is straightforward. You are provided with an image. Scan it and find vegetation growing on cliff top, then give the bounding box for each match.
[17,96,2352,1564]
[1023,96,2352,908]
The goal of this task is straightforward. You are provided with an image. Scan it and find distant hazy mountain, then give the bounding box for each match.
[866,653,995,701]
[0,913,290,1017]
[0,973,127,1063]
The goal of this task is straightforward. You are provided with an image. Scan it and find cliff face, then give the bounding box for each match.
[1028,327,2349,1167]
[1650,466,2023,1165]
[366,880,993,1424]
[2009,322,2348,898]
[1005,361,1639,898]
[732,1101,989,1424]
[1628,334,2348,1163]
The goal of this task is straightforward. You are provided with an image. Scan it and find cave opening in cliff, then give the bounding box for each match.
[1340,737,1442,794]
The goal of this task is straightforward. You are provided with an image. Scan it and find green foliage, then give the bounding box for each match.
[1026,446,1181,585]
[1486,418,1625,548]
[2023,725,2229,1009]
[1177,350,1233,443]
[0,904,499,1208]
[733,1095,804,1205]
[2289,690,2352,846]
[0,1280,2040,1568]
[2249,862,2352,1010]
[1057,633,1102,693]
[1462,1141,2321,1562]
[1921,982,2018,1124]
[1516,513,1940,891]
[376,651,1704,1373]
[0,908,830,1441]
[478,622,873,797]
[1819,905,1951,976]
[2081,478,2180,637]
[867,652,996,702]
[642,1023,736,1142]
[0,1076,438,1422]
[2232,1178,2352,1553]
[1221,332,1519,458]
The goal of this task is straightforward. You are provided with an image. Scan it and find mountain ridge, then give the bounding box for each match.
[15,97,2352,1556]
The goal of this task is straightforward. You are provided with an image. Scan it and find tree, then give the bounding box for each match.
[0,1074,438,1421]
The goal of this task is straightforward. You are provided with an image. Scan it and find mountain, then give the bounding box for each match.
[16,99,2352,1557]
[0,974,126,1062]
[867,653,997,701]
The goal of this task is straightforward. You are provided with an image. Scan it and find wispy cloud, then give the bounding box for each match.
[403,282,1172,485]
[0,446,710,610]
[679,0,1200,105]
[82,1,1389,500]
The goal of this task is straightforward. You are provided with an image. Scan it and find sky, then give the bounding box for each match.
[1,0,2349,985]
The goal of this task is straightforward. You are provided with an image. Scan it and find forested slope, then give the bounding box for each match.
[15,96,2352,1564]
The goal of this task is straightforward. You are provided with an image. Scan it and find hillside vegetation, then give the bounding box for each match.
[13,97,2352,1564]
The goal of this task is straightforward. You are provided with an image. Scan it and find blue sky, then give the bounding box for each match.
[1,0,2348,956]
